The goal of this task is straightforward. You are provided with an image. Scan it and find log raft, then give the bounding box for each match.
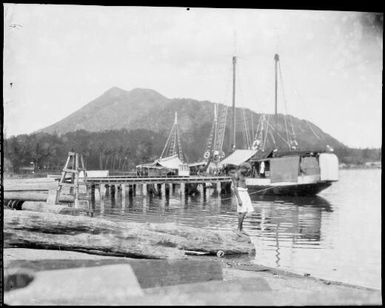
[4,210,255,259]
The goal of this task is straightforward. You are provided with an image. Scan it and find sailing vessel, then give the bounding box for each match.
[219,54,339,196]
[136,112,190,177]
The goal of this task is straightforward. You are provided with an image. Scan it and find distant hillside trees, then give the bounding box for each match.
[3,128,381,174]
[4,129,166,173]
[333,147,381,165]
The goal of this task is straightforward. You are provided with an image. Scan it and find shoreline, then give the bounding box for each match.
[4,248,382,305]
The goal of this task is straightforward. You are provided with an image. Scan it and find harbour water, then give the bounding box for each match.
[93,168,381,290]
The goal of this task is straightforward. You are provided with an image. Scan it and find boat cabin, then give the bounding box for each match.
[219,149,339,183]
[188,161,207,175]
[136,155,190,177]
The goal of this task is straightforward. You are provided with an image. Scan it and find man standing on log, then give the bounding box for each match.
[231,162,254,236]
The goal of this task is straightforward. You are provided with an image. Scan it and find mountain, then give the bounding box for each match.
[39,87,346,154]
[40,87,169,134]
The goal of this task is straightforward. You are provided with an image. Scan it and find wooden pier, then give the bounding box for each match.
[87,175,232,200]
[3,175,233,209]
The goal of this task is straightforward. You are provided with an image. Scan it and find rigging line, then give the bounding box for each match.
[306,120,321,140]
[214,104,219,150]
[237,58,247,149]
[160,124,175,158]
[241,110,246,148]
[170,127,176,156]
[206,104,216,155]
[238,61,254,149]
[243,112,252,149]
[315,123,328,143]
[284,61,324,144]
[283,114,290,147]
[220,185,282,201]
[279,62,297,143]
[221,107,228,151]
[177,123,184,161]
[266,121,291,147]
[279,63,294,136]
[247,113,252,148]
[250,112,255,145]
[206,121,215,153]
[253,116,262,142]
[242,108,251,149]
[170,131,175,156]
[242,119,248,149]
[250,112,254,140]
[269,128,277,147]
[263,114,270,151]
[176,127,181,160]
[217,105,228,151]
[277,62,290,146]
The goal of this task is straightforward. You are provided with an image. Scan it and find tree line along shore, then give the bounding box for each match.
[3,129,381,174]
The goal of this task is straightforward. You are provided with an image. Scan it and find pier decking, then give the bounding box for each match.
[86,175,231,185]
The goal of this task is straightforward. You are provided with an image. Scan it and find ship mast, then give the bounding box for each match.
[274,54,279,117]
[231,56,237,151]
[160,112,184,161]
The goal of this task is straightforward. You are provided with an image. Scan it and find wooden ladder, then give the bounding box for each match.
[55,152,90,211]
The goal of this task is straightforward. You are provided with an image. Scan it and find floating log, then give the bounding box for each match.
[4,210,255,259]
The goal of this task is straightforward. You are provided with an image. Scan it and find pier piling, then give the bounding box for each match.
[161,184,166,197]
[100,185,106,199]
[121,184,126,199]
[216,182,221,194]
[110,185,116,198]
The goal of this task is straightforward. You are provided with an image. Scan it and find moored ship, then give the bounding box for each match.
[220,148,338,196]
[218,54,339,196]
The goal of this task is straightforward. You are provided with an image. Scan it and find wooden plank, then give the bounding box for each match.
[63,169,77,173]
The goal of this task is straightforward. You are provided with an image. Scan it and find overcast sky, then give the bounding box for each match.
[3,4,383,148]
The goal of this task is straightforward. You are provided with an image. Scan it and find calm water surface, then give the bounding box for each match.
[93,169,381,289]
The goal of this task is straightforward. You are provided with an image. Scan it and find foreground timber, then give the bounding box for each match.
[4,210,254,259]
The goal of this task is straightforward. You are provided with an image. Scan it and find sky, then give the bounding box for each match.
[3,4,383,148]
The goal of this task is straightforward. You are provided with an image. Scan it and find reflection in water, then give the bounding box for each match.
[93,188,327,253]
[275,222,280,267]
[90,169,381,289]
[251,194,333,211]
[248,195,328,268]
